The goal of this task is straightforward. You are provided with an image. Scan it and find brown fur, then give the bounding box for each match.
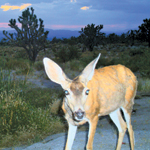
[70,80,84,95]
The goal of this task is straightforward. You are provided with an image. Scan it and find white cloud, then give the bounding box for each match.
[80,6,91,10]
[0,3,31,11]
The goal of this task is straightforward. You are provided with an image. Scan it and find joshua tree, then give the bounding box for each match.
[107,33,119,44]
[3,7,49,62]
[138,18,150,47]
[79,23,104,51]
[126,30,137,46]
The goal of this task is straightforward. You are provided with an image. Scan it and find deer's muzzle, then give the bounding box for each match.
[74,109,85,120]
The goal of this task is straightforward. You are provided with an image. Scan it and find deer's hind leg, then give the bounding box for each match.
[121,107,135,150]
[109,108,127,150]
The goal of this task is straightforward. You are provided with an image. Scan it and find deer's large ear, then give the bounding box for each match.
[43,57,71,88]
[80,53,101,85]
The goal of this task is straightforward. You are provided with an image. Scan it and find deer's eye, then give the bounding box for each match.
[85,89,90,95]
[64,90,69,96]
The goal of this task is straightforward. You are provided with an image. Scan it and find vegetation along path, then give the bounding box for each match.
[3,88,150,149]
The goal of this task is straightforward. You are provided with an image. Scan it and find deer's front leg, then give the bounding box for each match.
[86,116,99,150]
[65,123,77,150]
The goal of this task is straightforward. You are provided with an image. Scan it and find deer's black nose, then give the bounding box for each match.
[75,109,85,119]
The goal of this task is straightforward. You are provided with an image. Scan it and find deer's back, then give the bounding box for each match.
[85,64,137,116]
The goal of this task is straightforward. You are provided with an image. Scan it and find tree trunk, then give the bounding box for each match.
[89,45,93,51]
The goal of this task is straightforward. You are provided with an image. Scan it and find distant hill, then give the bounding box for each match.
[0,29,80,41]
[47,29,80,40]
[0,28,130,41]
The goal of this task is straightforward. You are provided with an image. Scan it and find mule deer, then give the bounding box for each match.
[43,54,137,150]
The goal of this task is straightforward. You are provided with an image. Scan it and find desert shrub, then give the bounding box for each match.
[0,71,65,147]
[4,58,31,75]
[5,58,29,69]
[0,57,7,68]
[80,51,95,67]
[0,90,32,134]
[126,47,150,76]
[69,59,83,71]
[0,46,28,59]
[108,46,150,75]
[52,44,81,63]
[14,48,28,59]
[23,88,63,108]
[97,56,113,67]
[34,61,44,71]
[138,78,150,93]
[0,89,64,135]
[0,70,29,134]
[80,51,113,68]
[129,47,144,56]
[61,59,83,72]
[0,70,26,93]
[137,48,150,77]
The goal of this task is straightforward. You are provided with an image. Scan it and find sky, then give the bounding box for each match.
[0,0,150,33]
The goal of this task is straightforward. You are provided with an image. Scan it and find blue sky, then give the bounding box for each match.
[0,0,150,33]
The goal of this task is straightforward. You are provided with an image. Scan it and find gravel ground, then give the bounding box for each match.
[3,96,150,150]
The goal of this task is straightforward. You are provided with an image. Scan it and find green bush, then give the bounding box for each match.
[69,59,83,71]
[79,51,111,68]
[129,47,144,56]
[104,46,150,76]
[0,70,29,134]
[4,58,31,75]
[80,51,95,67]
[137,48,150,77]
[52,44,81,63]
[0,70,65,147]
[5,58,30,70]
[0,57,7,69]
[34,61,44,71]
[14,48,28,59]
[0,46,28,60]
[0,89,64,135]
[97,56,113,67]
[138,78,150,93]
[61,59,83,72]
[125,47,150,76]
[0,70,26,93]
[23,88,63,108]
[0,90,32,134]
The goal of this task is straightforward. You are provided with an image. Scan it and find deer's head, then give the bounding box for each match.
[43,54,100,121]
